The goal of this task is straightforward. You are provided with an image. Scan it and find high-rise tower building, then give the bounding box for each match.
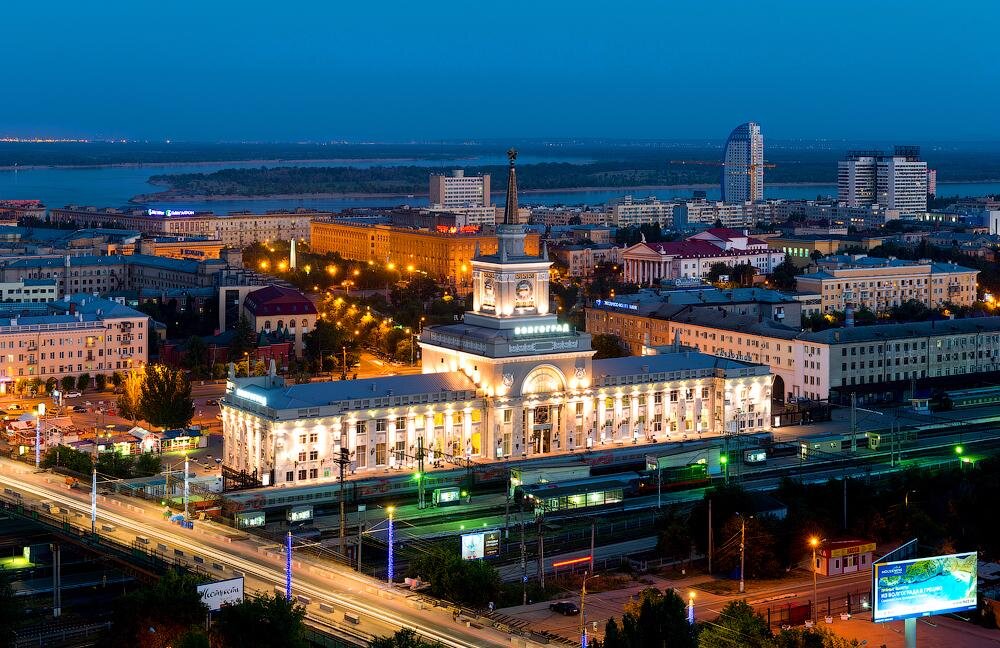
[721,122,764,204]
[838,146,927,215]
[429,169,491,208]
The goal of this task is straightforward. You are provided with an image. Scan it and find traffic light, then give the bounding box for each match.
[720,454,728,465]
[412,471,423,481]
[955,445,964,456]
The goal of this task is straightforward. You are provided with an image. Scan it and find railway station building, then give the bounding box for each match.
[220,153,773,487]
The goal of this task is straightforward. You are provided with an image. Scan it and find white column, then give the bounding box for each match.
[525,407,534,456]
[406,415,416,465]
[463,409,473,457]
[424,413,435,453]
[613,394,623,440]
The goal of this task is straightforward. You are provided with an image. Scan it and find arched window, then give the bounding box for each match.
[264,320,272,331]
[301,318,308,331]
[277,319,284,330]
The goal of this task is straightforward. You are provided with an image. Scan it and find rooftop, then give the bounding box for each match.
[798,317,1000,344]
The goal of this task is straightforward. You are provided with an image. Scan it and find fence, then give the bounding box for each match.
[762,587,872,629]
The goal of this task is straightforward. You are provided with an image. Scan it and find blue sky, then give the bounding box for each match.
[3,1,998,142]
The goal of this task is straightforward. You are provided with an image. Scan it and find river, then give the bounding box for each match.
[1,157,998,214]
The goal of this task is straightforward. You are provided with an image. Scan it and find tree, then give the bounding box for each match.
[213,594,308,648]
[139,365,194,430]
[134,452,163,478]
[182,335,210,379]
[77,373,91,392]
[370,629,443,648]
[110,371,124,389]
[231,315,257,358]
[44,377,57,394]
[592,333,628,359]
[108,569,207,648]
[0,568,21,648]
[731,262,757,287]
[600,588,694,648]
[95,374,108,391]
[40,445,93,475]
[60,375,76,392]
[769,255,804,291]
[707,262,732,283]
[407,547,501,608]
[97,451,135,479]
[117,366,145,424]
[698,600,773,648]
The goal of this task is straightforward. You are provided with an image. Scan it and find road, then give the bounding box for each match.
[0,458,516,648]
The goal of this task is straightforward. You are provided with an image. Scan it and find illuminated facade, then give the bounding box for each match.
[221,152,772,485]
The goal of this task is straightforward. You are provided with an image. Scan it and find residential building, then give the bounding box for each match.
[551,243,623,277]
[0,279,58,303]
[309,218,540,284]
[531,207,608,227]
[241,285,317,357]
[0,225,141,256]
[837,147,927,215]
[674,200,756,229]
[927,169,937,197]
[429,170,491,208]
[0,294,150,390]
[767,233,893,263]
[222,151,772,485]
[48,206,324,247]
[796,254,978,313]
[608,196,674,228]
[0,200,45,223]
[622,228,785,284]
[722,122,764,203]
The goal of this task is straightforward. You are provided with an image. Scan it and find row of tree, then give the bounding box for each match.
[39,445,162,479]
[7,372,123,397]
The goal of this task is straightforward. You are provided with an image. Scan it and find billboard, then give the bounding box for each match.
[461,529,501,560]
[873,552,977,623]
[197,577,244,611]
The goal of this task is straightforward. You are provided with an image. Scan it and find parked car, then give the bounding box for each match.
[6,404,21,411]
[65,391,82,398]
[549,601,579,616]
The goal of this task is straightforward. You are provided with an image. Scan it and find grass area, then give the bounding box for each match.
[690,573,803,596]
[0,556,33,570]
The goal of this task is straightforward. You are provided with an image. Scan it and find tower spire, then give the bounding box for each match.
[503,148,518,225]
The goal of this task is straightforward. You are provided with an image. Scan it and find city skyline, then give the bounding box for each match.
[3,2,999,142]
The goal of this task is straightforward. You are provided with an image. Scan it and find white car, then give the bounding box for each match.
[65,391,82,398]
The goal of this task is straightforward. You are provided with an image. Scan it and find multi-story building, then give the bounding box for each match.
[767,233,893,263]
[0,254,229,296]
[722,122,764,204]
[623,228,785,284]
[927,169,937,197]
[0,294,150,390]
[0,279,58,303]
[48,206,324,248]
[221,151,772,485]
[241,285,317,357]
[837,147,927,215]
[587,295,1000,404]
[796,254,978,313]
[550,243,623,277]
[0,200,45,223]
[608,196,674,228]
[309,219,540,284]
[138,236,226,260]
[429,170,491,208]
[674,200,756,229]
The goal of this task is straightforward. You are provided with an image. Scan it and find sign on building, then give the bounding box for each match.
[197,577,245,611]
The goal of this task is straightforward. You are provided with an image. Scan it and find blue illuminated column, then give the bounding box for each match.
[35,403,45,468]
[386,506,395,584]
[688,591,695,625]
[183,454,190,520]
[285,531,293,600]
[91,467,97,535]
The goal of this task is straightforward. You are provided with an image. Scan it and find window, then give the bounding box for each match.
[309,450,318,461]
[297,451,307,462]
[286,471,294,482]
[309,468,318,479]
[298,469,307,480]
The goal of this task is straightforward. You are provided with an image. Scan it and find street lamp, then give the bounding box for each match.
[386,506,395,585]
[580,571,599,648]
[809,536,825,623]
[35,402,46,468]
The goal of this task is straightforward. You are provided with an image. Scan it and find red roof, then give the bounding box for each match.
[243,286,318,317]
[643,240,777,259]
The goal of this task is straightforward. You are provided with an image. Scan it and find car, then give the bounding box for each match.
[6,404,21,411]
[549,602,579,616]
[65,391,82,398]
[205,399,219,406]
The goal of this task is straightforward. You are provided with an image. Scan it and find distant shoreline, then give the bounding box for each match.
[132,182,843,203]
[0,156,464,172]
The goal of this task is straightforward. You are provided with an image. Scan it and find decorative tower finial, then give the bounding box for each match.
[502,148,519,225]
[542,241,549,260]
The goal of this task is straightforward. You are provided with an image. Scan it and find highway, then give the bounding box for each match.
[0,458,518,648]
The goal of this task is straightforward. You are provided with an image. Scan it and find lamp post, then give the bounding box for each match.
[580,571,599,648]
[738,514,746,594]
[35,402,45,468]
[809,536,821,623]
[386,505,395,585]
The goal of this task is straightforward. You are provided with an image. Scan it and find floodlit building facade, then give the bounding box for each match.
[222,152,773,485]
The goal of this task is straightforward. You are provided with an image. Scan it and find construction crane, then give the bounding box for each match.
[669,160,776,201]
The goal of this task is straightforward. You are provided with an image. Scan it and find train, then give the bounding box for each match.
[516,463,711,517]
[221,433,774,515]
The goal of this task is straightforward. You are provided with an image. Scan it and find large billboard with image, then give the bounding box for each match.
[872,552,977,623]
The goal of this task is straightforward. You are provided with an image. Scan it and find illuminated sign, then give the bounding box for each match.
[287,505,313,523]
[198,577,245,611]
[873,552,977,623]
[513,323,570,336]
[147,208,195,217]
[552,555,592,569]
[743,450,767,464]
[235,388,267,406]
[461,529,501,560]
[235,511,265,529]
[594,299,638,311]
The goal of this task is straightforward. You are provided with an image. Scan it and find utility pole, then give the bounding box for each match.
[504,467,511,538]
[843,476,848,530]
[850,392,857,453]
[520,518,527,606]
[589,521,595,574]
[537,516,545,589]
[739,515,746,594]
[417,437,426,510]
[333,448,350,547]
[707,499,713,574]
[51,543,61,618]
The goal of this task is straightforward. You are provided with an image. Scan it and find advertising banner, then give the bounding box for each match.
[197,577,245,611]
[461,529,501,560]
[872,552,977,623]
